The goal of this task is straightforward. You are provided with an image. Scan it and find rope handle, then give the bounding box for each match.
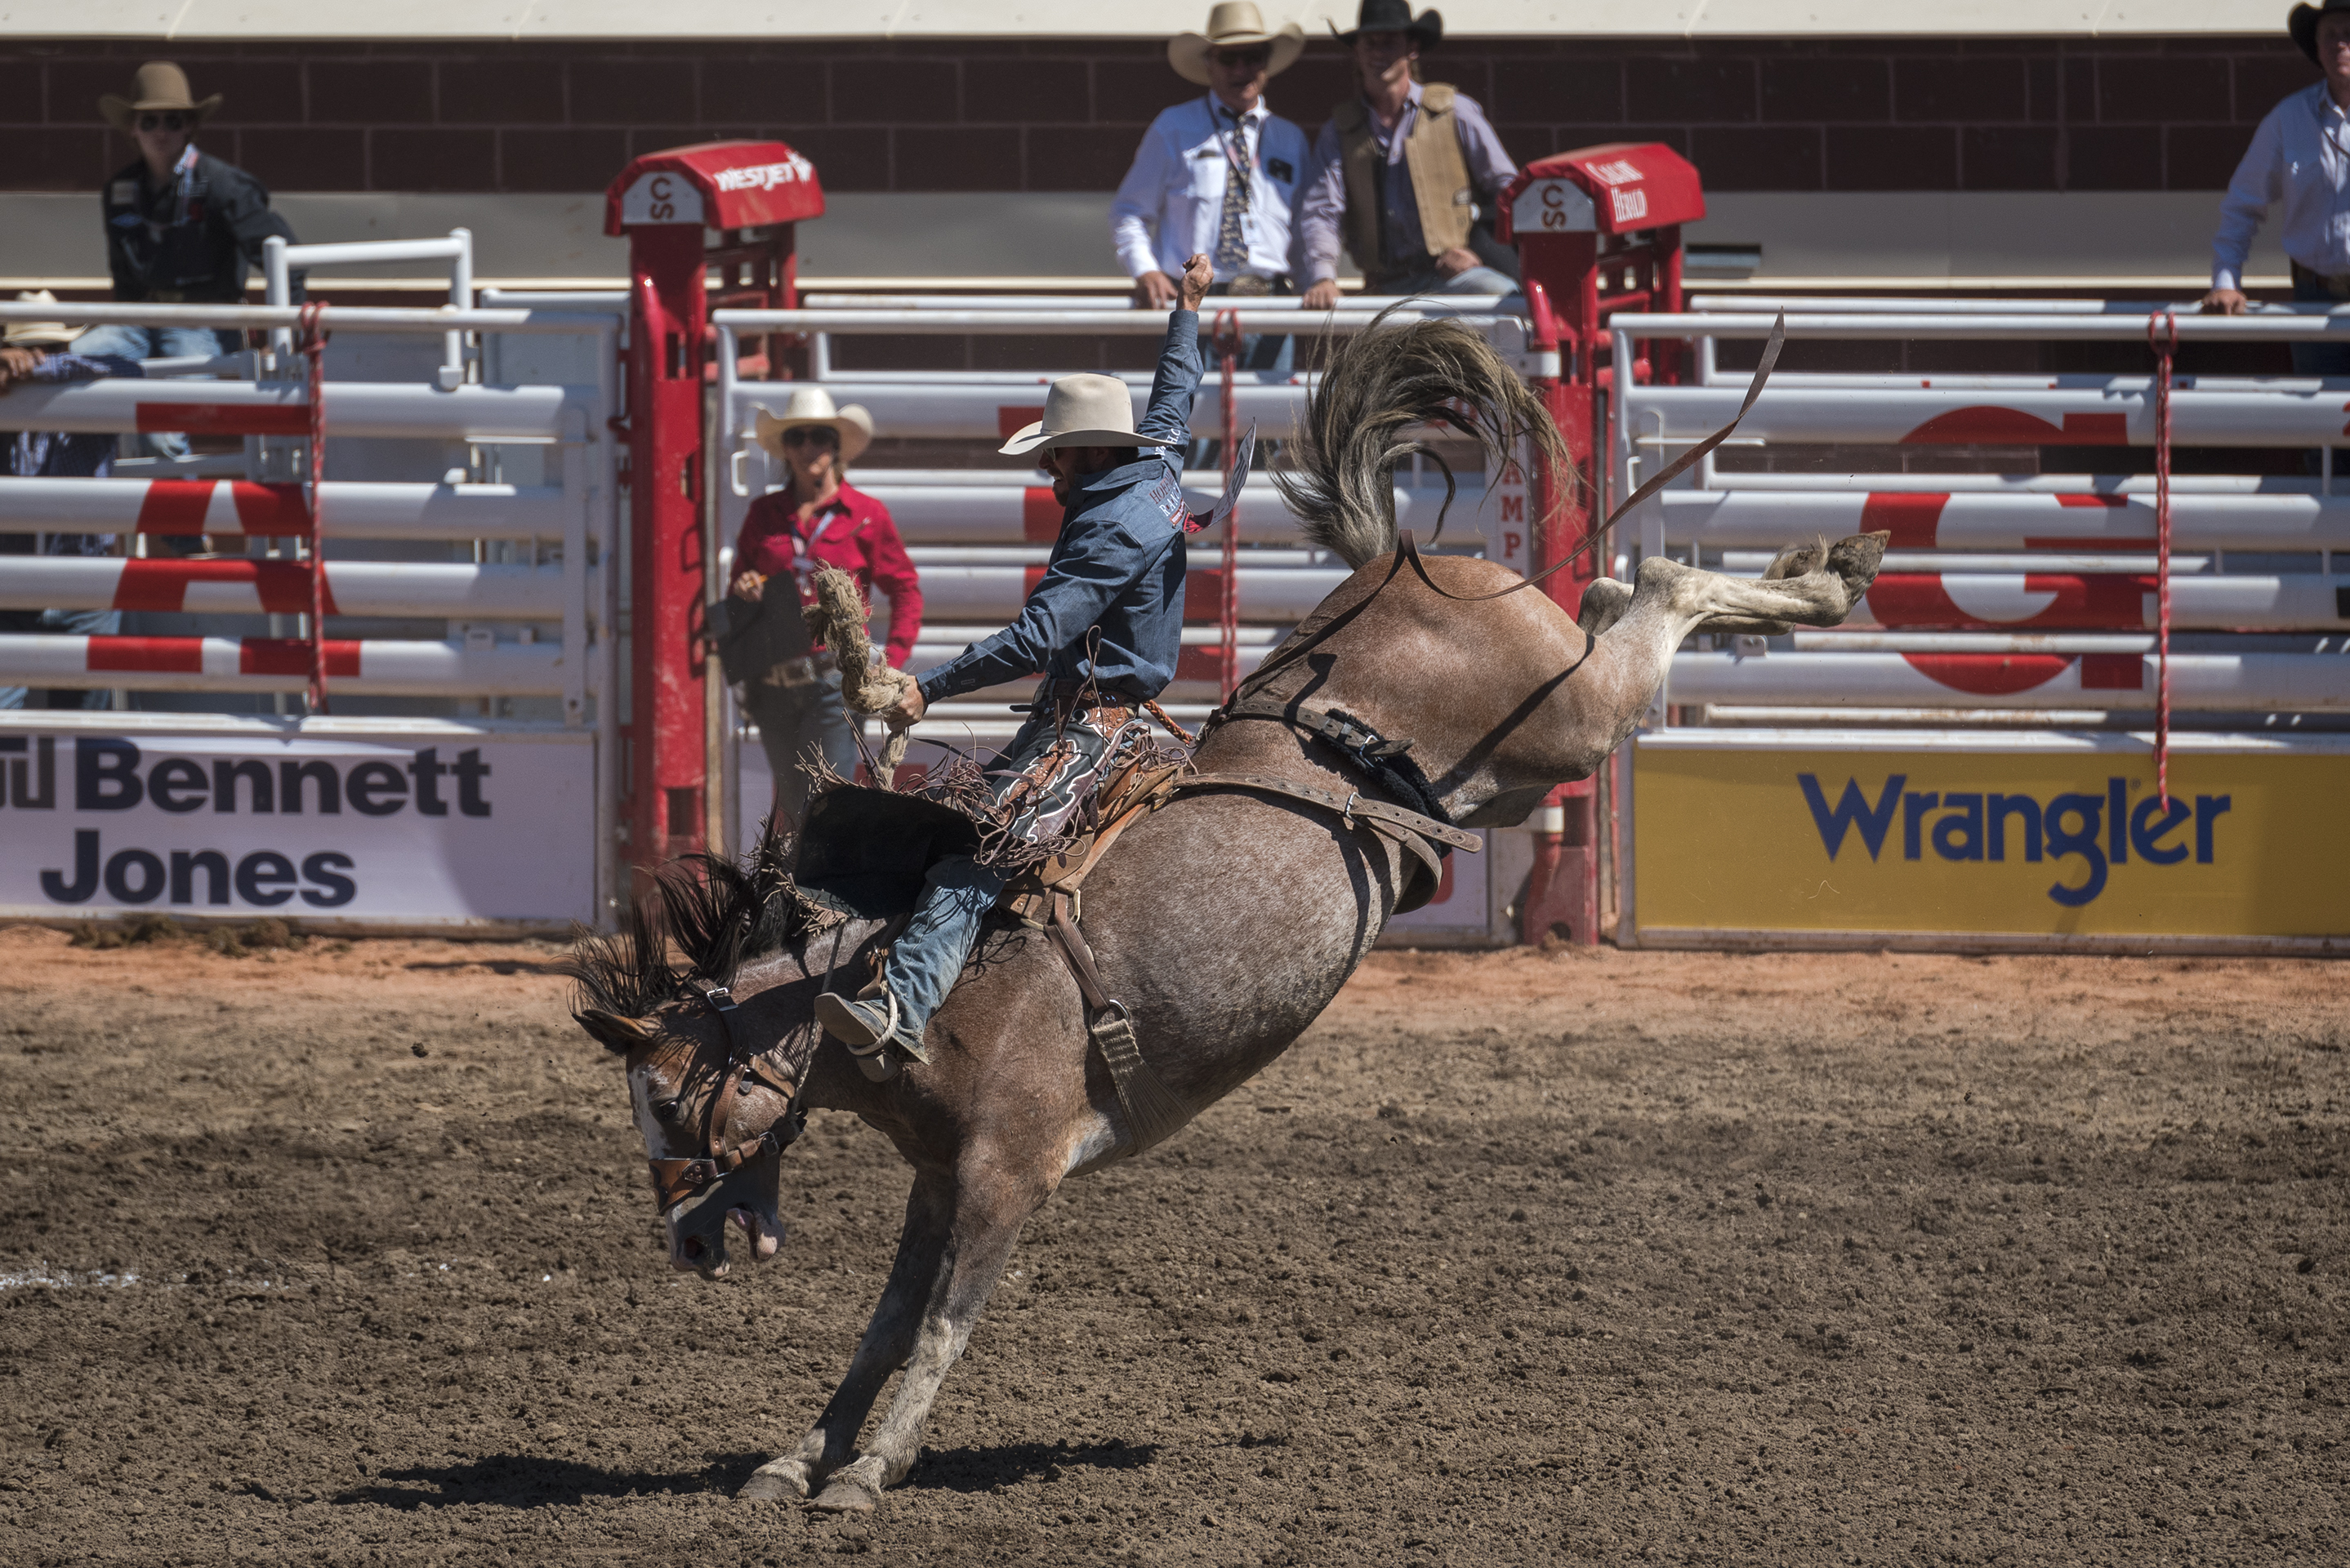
[297,301,331,716]
[2147,310,2178,808]
[1211,307,1243,699]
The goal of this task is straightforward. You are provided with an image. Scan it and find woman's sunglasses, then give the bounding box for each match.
[136,114,189,132]
[780,427,839,449]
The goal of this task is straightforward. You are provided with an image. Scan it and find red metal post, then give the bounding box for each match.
[625,224,709,871]
[1496,143,1704,947]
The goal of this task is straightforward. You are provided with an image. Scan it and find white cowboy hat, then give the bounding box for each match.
[99,61,224,135]
[4,291,88,349]
[751,387,875,465]
[998,374,1184,457]
[1169,2,1307,87]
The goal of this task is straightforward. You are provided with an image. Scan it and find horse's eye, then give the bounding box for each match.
[653,1098,682,1124]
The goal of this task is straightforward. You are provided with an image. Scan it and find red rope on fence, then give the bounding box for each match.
[297,301,331,715]
[2148,310,2177,808]
[1211,307,1243,697]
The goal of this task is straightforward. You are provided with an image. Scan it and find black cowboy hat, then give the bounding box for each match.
[1331,0,1443,48]
[2290,0,2350,61]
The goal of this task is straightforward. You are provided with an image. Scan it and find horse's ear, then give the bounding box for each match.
[574,1009,657,1054]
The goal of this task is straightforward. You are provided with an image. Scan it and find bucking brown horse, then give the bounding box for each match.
[562,314,1888,1512]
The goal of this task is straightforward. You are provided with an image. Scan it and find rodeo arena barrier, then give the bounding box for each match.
[2,135,2342,950]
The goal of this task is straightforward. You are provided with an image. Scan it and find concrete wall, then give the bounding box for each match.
[1,35,2308,283]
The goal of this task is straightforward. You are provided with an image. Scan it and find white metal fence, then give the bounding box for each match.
[0,294,623,927]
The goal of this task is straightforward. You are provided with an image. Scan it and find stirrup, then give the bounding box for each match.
[814,989,925,1081]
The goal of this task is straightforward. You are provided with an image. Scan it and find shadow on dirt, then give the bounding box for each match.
[903,1438,1160,1494]
[336,1450,770,1509]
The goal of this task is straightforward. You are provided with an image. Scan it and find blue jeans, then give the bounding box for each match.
[876,706,1135,1045]
[1371,263,1519,298]
[0,608,122,710]
[743,677,859,826]
[2290,270,2350,378]
[74,323,245,464]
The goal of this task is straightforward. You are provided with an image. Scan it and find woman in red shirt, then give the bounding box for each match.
[729,389,923,823]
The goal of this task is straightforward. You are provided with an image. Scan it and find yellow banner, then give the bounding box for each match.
[1634,744,2350,938]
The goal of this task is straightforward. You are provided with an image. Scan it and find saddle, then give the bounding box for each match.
[790,705,1474,1156]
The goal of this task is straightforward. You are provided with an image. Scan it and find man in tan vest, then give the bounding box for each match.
[1297,0,1520,305]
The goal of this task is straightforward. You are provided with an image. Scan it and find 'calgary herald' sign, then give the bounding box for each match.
[0,724,595,927]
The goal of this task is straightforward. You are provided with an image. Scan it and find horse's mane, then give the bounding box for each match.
[1275,308,1571,569]
[558,816,812,1018]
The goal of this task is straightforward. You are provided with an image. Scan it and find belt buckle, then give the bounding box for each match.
[1227,274,1273,298]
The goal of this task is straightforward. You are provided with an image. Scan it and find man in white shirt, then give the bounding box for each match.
[2204,0,2350,373]
[1112,1,1311,374]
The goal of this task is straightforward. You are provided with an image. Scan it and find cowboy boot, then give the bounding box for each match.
[815,985,932,1080]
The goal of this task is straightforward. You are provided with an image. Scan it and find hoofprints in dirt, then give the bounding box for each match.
[560,311,1888,1514]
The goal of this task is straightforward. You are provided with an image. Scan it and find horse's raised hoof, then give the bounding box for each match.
[738,1458,813,1503]
[805,1458,885,1514]
[1826,530,1891,599]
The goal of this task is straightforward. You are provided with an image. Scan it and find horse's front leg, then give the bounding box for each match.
[738,1172,953,1502]
[806,1147,1050,1512]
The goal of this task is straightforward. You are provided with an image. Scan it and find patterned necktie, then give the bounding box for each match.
[1214,107,1251,275]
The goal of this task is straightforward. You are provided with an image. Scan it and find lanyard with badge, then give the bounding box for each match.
[790,505,842,593]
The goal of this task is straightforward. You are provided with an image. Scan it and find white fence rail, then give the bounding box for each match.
[0,291,623,929]
[1614,306,2350,722]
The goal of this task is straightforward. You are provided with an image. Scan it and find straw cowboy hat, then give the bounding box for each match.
[3,291,89,349]
[1331,0,1443,47]
[998,374,1182,457]
[99,61,223,134]
[1169,2,1307,85]
[2290,0,2350,60]
[751,387,875,465]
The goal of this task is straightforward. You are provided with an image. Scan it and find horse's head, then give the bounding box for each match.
[562,842,819,1281]
[576,991,803,1280]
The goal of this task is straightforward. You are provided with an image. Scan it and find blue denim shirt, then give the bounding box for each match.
[918,309,1202,705]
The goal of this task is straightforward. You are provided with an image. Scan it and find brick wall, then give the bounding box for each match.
[5,36,2314,196]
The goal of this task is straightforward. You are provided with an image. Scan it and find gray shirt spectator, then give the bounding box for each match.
[1299,79,1516,293]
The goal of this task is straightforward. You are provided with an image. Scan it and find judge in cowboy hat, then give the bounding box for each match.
[726,387,921,824]
[82,61,303,461]
[1113,3,1314,332]
[1298,0,1523,308]
[811,254,1215,1074]
[2205,0,2350,381]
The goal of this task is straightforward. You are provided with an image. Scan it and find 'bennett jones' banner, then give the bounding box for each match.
[0,728,594,925]
[1634,743,2350,939]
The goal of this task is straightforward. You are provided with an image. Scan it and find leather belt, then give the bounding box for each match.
[2294,261,2350,300]
[770,651,839,688]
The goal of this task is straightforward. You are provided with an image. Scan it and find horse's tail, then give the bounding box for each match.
[1275,307,1570,570]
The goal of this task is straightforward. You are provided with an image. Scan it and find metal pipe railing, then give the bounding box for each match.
[1614,310,2350,342]
[265,229,475,384]
[0,301,618,335]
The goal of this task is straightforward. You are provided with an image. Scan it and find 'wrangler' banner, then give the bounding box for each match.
[1633,737,2350,944]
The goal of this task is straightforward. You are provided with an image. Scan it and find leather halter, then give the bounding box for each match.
[644,984,807,1213]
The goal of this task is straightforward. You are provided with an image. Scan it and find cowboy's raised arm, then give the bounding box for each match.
[1137,254,1215,449]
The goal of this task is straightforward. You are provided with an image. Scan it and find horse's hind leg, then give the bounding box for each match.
[1621,530,1884,637]
[738,1174,953,1503]
[806,1150,1048,1512]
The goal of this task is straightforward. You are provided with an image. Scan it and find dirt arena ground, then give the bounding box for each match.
[0,925,2343,1566]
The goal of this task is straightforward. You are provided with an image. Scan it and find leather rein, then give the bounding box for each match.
[644,983,808,1212]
